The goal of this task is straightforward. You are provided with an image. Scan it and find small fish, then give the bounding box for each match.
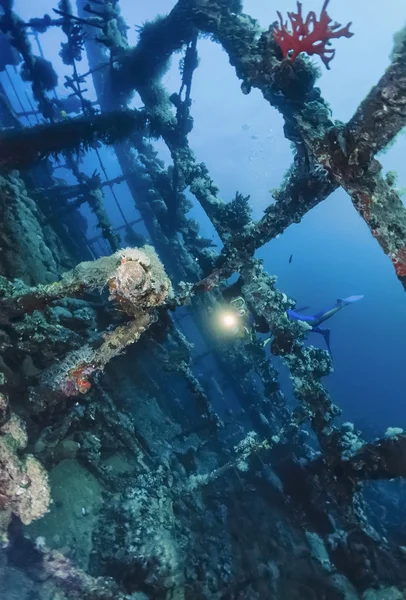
[289,254,293,264]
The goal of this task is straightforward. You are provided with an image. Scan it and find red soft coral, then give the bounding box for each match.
[273,0,353,69]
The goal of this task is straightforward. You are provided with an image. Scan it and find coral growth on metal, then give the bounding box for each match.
[64,364,94,396]
[273,0,354,69]
[391,246,406,279]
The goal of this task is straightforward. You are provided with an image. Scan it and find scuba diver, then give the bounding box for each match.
[265,295,364,357]
[220,279,364,357]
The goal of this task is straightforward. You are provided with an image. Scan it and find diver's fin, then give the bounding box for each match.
[337,295,364,305]
[320,328,333,359]
[313,295,364,320]
[263,337,272,347]
[310,326,333,358]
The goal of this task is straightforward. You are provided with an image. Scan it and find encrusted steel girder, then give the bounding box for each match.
[2,0,405,281]
[0,109,149,172]
[151,0,406,289]
[240,258,340,458]
[347,36,406,163]
[346,432,406,481]
[254,163,337,249]
[296,37,406,290]
[2,0,404,487]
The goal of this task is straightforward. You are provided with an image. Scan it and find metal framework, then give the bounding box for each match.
[1,1,406,587]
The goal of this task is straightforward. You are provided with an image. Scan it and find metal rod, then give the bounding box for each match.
[87,217,143,243]
[4,68,30,124]
[94,146,128,224]
[24,91,41,124]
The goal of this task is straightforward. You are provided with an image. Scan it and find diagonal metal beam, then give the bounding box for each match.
[296,38,406,290]
[180,0,406,289]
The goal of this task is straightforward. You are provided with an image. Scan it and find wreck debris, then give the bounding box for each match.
[174,360,223,432]
[35,545,125,600]
[0,0,405,597]
[0,391,10,427]
[187,430,273,490]
[0,0,56,119]
[346,432,406,481]
[42,314,156,397]
[0,411,50,537]
[0,108,150,172]
[5,245,170,315]
[69,168,121,253]
[253,163,337,249]
[347,34,406,161]
[2,246,170,397]
[240,259,338,456]
[174,0,406,291]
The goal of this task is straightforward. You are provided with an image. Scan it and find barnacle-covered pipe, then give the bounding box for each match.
[0,109,149,173]
[5,245,170,315]
[187,431,275,491]
[6,247,171,398]
[175,361,223,431]
[41,313,156,397]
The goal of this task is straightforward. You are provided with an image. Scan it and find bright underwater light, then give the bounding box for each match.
[215,309,241,334]
[221,313,238,328]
